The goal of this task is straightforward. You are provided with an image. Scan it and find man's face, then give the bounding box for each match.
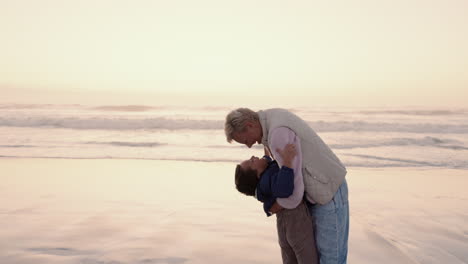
[240,156,268,177]
[232,122,261,148]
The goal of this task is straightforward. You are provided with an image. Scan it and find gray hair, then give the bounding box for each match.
[224,108,259,143]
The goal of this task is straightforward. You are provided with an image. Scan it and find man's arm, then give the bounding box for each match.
[270,143,297,198]
[269,127,304,209]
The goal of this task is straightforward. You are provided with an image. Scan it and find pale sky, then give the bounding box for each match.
[1,0,467,107]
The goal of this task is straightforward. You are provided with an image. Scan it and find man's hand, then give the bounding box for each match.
[269,201,284,214]
[276,143,297,168]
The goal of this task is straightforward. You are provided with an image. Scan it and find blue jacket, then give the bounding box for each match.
[255,156,295,216]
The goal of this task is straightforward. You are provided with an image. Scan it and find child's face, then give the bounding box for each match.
[240,156,268,178]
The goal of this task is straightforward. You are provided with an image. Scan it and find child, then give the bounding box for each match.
[234,144,319,264]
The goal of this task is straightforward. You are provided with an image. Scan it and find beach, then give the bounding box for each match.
[3,0,468,262]
[1,158,467,264]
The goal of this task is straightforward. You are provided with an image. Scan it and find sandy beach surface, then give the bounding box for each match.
[1,158,467,264]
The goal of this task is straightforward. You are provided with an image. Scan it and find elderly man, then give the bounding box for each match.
[225,108,349,264]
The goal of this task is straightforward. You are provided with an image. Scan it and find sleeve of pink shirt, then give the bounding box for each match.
[269,127,304,209]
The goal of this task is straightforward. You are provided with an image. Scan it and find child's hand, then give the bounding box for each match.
[276,144,297,168]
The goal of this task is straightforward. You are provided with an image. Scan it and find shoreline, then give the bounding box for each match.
[1,156,467,171]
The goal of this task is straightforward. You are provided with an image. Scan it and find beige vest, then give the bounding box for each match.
[258,108,347,204]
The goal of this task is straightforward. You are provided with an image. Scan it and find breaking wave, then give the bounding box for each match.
[0,116,222,130]
[330,137,468,150]
[1,116,468,133]
[358,110,467,116]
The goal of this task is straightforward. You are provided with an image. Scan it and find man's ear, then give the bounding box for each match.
[244,121,253,129]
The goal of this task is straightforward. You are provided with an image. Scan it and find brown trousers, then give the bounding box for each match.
[276,201,319,264]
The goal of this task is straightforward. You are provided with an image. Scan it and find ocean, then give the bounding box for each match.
[1,103,467,169]
[2,103,468,264]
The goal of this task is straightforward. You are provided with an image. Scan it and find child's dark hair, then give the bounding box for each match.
[234,164,259,196]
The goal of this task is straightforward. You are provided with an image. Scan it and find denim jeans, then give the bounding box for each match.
[307,179,349,264]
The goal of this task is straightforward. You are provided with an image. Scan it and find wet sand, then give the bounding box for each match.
[1,159,467,264]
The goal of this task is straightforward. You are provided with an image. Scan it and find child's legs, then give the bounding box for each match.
[279,245,298,264]
[294,234,319,264]
[277,201,319,264]
[277,214,298,264]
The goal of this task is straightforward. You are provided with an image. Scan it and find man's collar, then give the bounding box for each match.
[257,110,269,146]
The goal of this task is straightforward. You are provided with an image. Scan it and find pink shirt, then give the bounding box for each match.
[268,127,304,209]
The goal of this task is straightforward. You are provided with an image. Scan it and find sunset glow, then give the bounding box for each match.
[1,0,467,106]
